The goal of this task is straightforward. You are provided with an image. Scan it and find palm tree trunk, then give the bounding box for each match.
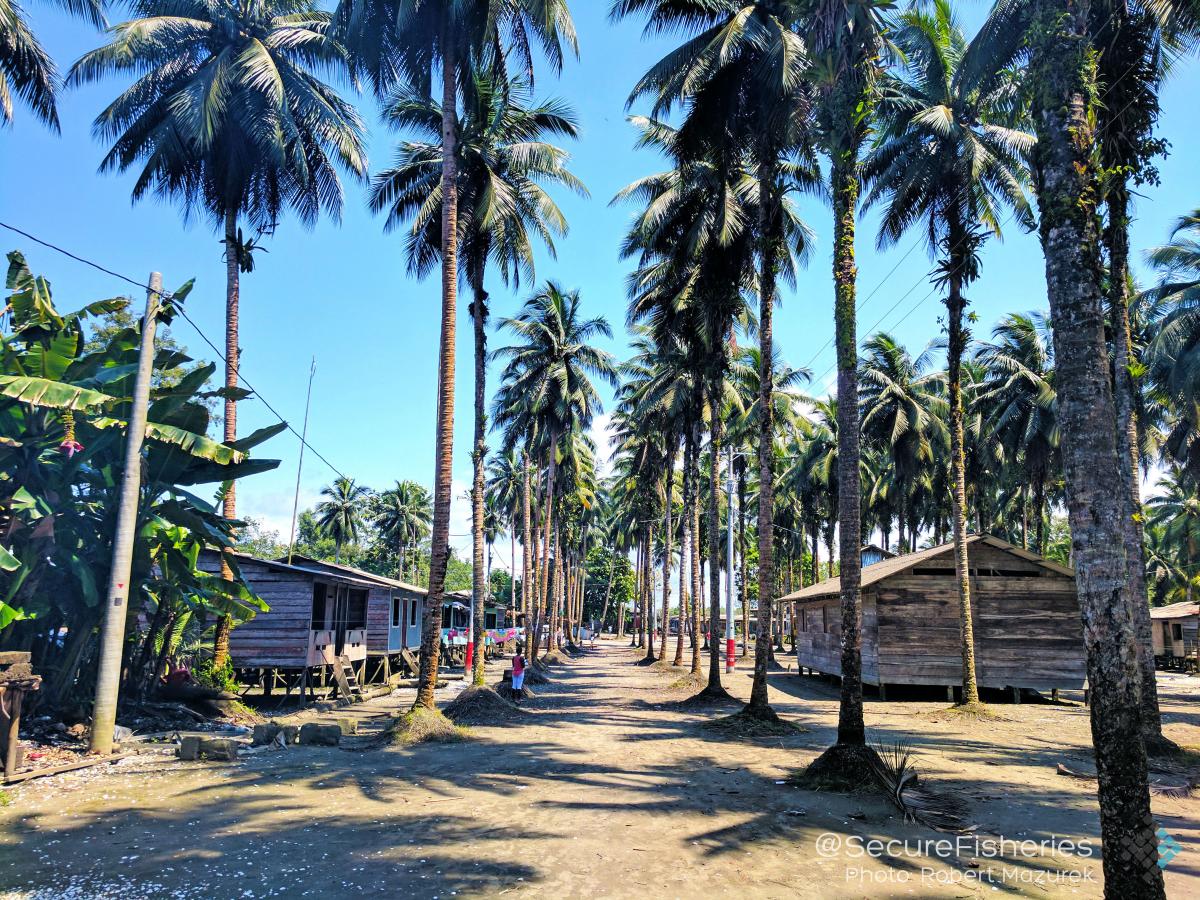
[642,522,656,662]
[522,458,532,635]
[674,478,688,666]
[1105,175,1166,747]
[738,469,749,658]
[704,373,728,698]
[213,207,242,670]
[469,268,489,687]
[541,437,559,654]
[415,33,459,711]
[1030,3,1163,891]
[832,159,865,747]
[946,220,981,705]
[661,444,675,661]
[688,420,703,675]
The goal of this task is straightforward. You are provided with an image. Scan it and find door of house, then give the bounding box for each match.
[333,585,349,656]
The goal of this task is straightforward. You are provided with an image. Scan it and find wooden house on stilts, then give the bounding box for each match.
[779,535,1088,700]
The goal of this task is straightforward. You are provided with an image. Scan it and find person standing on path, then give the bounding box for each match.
[512,645,527,701]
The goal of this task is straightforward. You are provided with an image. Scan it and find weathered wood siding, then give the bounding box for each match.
[794,593,879,682]
[794,542,1087,690]
[201,556,314,668]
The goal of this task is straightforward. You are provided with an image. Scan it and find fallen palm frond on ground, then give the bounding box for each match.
[443,686,526,726]
[700,706,808,739]
[868,741,971,832]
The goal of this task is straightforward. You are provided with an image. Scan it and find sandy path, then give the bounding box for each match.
[1,643,1197,899]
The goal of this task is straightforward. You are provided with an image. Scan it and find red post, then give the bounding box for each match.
[464,642,474,672]
[725,637,736,673]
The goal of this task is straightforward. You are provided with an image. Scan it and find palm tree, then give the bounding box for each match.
[493,282,618,656]
[316,477,370,563]
[70,0,368,666]
[370,70,585,686]
[972,0,1166,887]
[374,480,432,582]
[974,313,1059,554]
[487,448,525,621]
[862,0,1033,705]
[857,334,945,551]
[334,0,576,714]
[1,0,104,128]
[801,0,890,773]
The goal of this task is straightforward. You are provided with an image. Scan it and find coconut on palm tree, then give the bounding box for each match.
[70,0,368,666]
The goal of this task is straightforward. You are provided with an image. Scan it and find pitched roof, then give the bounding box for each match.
[779,534,1075,602]
[1150,600,1200,619]
[202,549,383,589]
[282,554,426,593]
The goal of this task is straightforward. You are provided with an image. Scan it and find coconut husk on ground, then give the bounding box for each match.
[700,705,808,739]
[494,680,537,700]
[666,671,708,693]
[385,706,470,745]
[796,743,884,792]
[924,701,1003,723]
[443,686,526,726]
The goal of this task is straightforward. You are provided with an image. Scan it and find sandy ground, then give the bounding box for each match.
[1,642,1197,899]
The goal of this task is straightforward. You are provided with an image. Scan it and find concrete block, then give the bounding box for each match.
[333,718,359,736]
[178,736,239,761]
[298,723,341,746]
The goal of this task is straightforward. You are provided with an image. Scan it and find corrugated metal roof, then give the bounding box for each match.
[778,534,1075,602]
[203,549,383,589]
[1150,600,1200,619]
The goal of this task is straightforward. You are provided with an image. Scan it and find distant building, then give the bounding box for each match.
[779,535,1088,695]
[1151,600,1199,667]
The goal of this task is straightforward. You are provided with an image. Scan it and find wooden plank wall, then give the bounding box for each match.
[200,557,315,668]
[366,587,392,655]
[794,543,1087,690]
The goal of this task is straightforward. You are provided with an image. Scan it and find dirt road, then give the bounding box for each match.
[2,643,1197,898]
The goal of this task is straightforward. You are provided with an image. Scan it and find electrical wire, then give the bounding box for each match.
[0,220,349,481]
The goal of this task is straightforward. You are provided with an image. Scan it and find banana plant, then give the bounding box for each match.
[0,251,281,703]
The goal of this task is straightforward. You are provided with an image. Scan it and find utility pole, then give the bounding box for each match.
[726,444,736,673]
[90,273,161,754]
[287,357,316,564]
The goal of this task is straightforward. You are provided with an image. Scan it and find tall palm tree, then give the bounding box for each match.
[370,70,585,685]
[334,0,576,713]
[862,0,1033,705]
[70,0,368,666]
[316,477,370,563]
[616,0,822,717]
[1,0,104,128]
[974,313,1059,554]
[801,0,889,773]
[374,480,432,582]
[972,0,1166,887]
[487,447,525,620]
[857,334,945,552]
[493,282,618,656]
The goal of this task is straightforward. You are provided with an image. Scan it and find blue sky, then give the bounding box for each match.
[2,4,1197,567]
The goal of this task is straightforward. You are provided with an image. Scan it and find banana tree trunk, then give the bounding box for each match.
[415,33,459,711]
[1030,3,1163,891]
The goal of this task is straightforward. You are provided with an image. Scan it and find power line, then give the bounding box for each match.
[0,220,349,482]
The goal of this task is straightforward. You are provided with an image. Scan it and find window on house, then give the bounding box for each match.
[799,608,807,632]
[1172,623,1184,641]
[821,606,828,633]
[410,598,419,628]
[392,596,402,628]
[486,611,497,630]
[442,606,452,627]
[311,583,328,630]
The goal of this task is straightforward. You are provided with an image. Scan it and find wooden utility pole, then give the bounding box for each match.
[90,273,161,754]
[287,356,316,564]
